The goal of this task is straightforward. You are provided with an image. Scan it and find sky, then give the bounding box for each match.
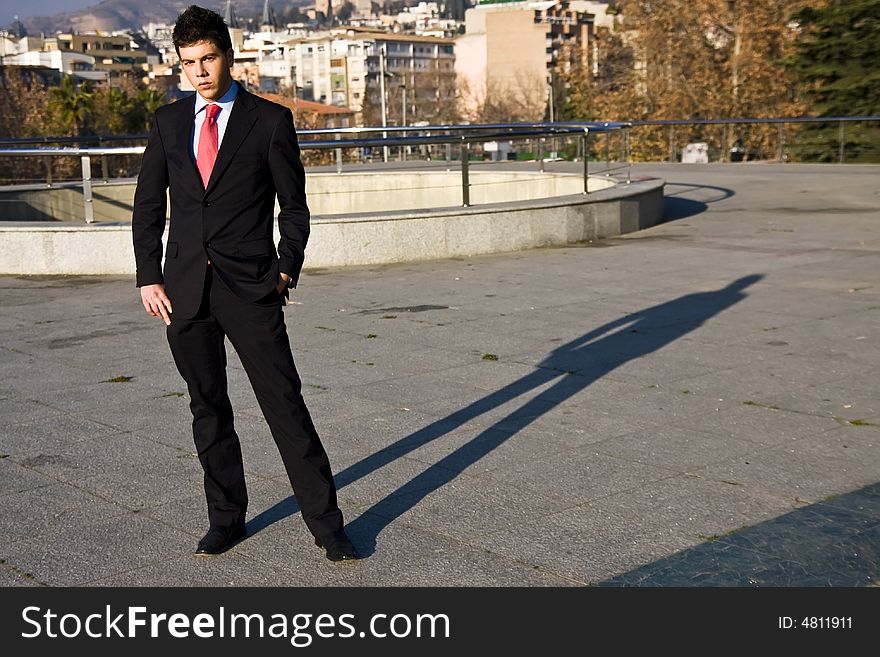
[0,0,96,27]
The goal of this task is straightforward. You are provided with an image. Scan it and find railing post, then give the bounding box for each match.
[721,124,728,163]
[538,137,545,172]
[625,127,631,184]
[101,154,109,182]
[838,122,845,164]
[460,139,470,207]
[668,126,675,163]
[44,155,52,186]
[81,155,94,223]
[335,133,342,174]
[604,132,610,174]
[776,123,785,163]
[582,130,589,194]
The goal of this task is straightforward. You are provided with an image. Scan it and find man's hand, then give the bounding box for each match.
[276,271,291,294]
[140,283,173,326]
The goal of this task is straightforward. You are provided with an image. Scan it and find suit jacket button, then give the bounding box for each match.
[203,201,211,207]
[204,241,211,248]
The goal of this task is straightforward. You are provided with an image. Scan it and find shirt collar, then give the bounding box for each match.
[194,80,239,116]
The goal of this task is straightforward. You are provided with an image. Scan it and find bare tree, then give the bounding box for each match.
[565,0,825,160]
[469,70,548,124]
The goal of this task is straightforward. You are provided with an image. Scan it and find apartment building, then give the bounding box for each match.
[456,0,593,118]
[52,32,149,83]
[360,30,457,124]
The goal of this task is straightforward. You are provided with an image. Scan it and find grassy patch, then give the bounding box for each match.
[162,391,185,398]
[103,375,133,383]
[481,353,499,361]
[831,416,877,427]
[742,400,780,411]
[381,315,397,320]
[365,334,377,339]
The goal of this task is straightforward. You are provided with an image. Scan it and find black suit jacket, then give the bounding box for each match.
[132,83,310,319]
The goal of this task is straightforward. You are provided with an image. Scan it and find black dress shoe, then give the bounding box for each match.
[315,529,359,562]
[195,525,246,556]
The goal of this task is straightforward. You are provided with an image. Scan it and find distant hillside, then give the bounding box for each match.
[20,0,306,34]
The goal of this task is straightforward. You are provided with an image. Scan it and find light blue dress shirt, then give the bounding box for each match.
[192,81,238,160]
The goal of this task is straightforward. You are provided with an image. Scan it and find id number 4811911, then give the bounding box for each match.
[778,617,852,629]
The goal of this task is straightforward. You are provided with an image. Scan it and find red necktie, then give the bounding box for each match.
[196,103,220,187]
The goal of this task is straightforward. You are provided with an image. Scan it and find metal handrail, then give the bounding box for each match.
[0,147,146,156]
[0,120,629,146]
[630,115,880,127]
[3,115,876,147]
[4,113,877,223]
[0,123,632,222]
[627,115,880,164]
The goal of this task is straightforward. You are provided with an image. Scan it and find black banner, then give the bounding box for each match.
[0,587,873,653]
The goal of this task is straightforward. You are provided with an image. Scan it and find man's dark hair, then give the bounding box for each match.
[172,5,232,55]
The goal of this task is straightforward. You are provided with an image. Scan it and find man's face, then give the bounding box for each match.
[178,40,234,102]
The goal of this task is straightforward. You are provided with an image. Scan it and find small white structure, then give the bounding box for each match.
[1,49,107,81]
[681,142,709,163]
[483,140,513,161]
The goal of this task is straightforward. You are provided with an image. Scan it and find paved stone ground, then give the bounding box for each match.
[1,162,878,586]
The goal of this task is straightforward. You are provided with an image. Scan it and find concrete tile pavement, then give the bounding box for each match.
[0,163,878,586]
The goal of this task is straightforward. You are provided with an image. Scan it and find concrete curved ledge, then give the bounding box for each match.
[0,171,663,275]
[0,170,619,221]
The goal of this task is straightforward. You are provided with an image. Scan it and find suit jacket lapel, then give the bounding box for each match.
[168,94,203,190]
[205,85,258,195]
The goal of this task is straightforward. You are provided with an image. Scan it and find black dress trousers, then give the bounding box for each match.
[166,265,344,538]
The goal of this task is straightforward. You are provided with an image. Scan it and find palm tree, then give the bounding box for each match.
[135,87,166,132]
[49,75,94,136]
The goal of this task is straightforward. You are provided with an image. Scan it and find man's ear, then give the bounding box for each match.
[226,49,235,67]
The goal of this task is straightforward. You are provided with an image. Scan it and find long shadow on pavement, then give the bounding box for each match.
[248,275,764,556]
[662,182,735,220]
[599,482,880,586]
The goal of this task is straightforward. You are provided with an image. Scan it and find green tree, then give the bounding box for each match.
[336,1,355,21]
[91,84,134,135]
[788,0,880,161]
[134,87,167,132]
[48,75,94,136]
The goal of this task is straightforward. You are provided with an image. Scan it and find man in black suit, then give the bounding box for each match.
[132,5,357,561]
